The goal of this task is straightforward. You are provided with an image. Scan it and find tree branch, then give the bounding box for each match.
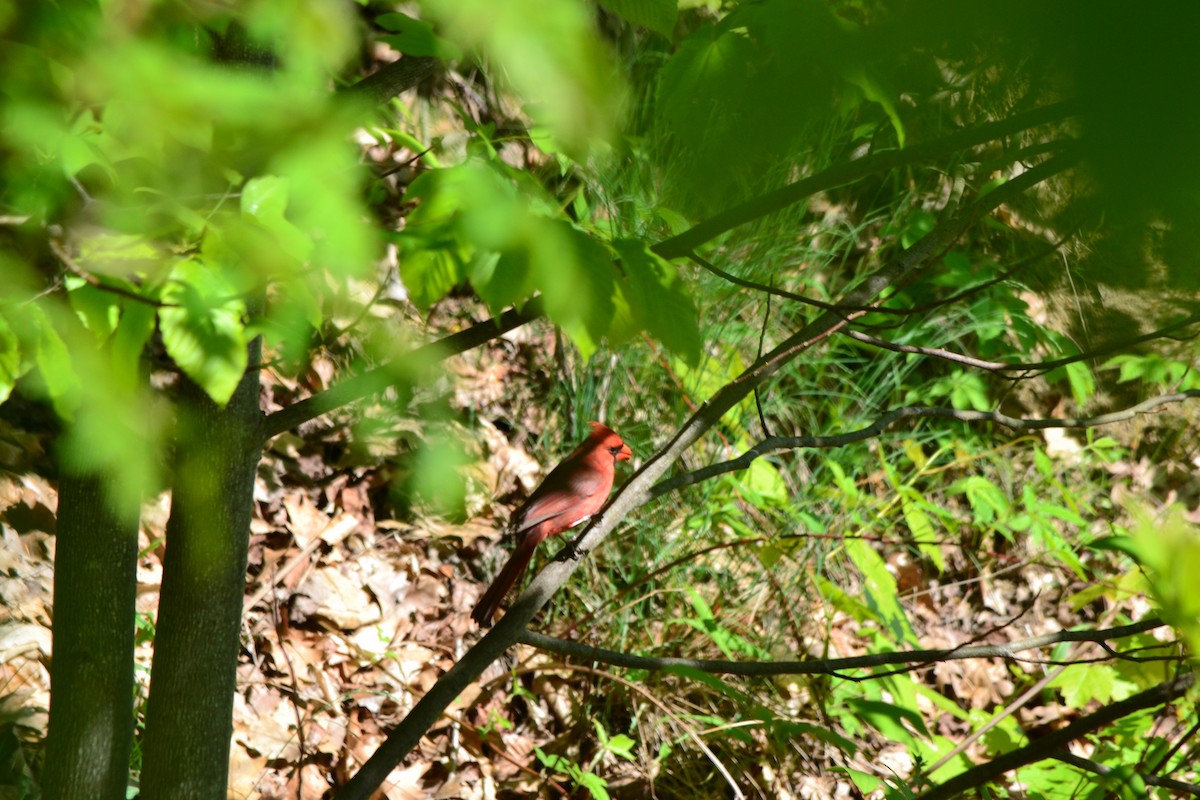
[1052,751,1200,797]
[653,390,1200,496]
[340,56,438,107]
[515,619,1167,677]
[260,298,544,441]
[652,102,1078,260]
[843,313,1200,378]
[915,673,1195,800]
[333,154,1079,800]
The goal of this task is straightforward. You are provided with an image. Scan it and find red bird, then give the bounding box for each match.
[470,422,632,626]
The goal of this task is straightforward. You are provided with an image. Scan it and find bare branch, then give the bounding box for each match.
[841,329,1012,370]
[517,619,1168,677]
[654,391,1200,496]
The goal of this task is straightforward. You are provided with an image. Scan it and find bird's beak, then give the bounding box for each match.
[617,443,632,461]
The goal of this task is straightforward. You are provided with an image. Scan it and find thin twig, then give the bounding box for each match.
[653,391,1200,496]
[48,239,172,308]
[516,619,1167,677]
[842,312,1200,378]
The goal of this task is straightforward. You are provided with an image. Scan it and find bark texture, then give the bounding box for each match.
[139,340,263,800]
[42,471,139,800]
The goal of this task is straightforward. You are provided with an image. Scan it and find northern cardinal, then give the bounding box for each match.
[470,422,632,626]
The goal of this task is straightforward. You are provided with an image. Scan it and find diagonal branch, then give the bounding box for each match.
[333,154,1080,800]
[260,298,544,441]
[340,56,439,106]
[516,619,1168,677]
[1052,751,1200,797]
[652,102,1077,260]
[915,673,1195,800]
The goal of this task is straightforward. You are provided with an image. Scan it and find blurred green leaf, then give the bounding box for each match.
[159,260,248,407]
[598,0,677,38]
[376,12,462,59]
[0,311,26,404]
[241,175,314,262]
[66,278,120,341]
[1128,504,1200,655]
[426,0,623,154]
[31,305,81,419]
[111,300,156,391]
[408,429,472,520]
[613,239,701,366]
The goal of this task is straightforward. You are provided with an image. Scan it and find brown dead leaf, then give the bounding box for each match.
[294,565,381,630]
[227,748,269,799]
[234,685,302,762]
[378,761,431,800]
[285,494,331,548]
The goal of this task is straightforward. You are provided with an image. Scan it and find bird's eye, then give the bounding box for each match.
[609,445,623,455]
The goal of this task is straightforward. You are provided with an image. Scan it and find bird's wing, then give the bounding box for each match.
[514,463,607,531]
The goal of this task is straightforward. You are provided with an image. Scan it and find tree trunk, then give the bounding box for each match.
[41,471,139,800]
[138,340,263,800]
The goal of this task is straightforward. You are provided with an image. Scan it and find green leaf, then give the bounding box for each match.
[576,772,609,800]
[900,489,944,572]
[0,312,25,404]
[1128,504,1200,655]
[603,733,636,760]
[613,239,701,366]
[843,67,905,148]
[845,537,915,645]
[950,475,1010,524]
[376,12,462,59]
[408,430,471,520]
[528,219,614,361]
[32,306,81,419]
[598,0,677,38]
[845,698,929,741]
[159,260,248,407]
[66,278,121,341]
[401,247,467,310]
[1053,663,1115,707]
[75,232,168,280]
[241,175,314,262]
[110,301,157,391]
[426,0,623,154]
[745,458,788,506]
[658,27,753,145]
[1062,360,1096,405]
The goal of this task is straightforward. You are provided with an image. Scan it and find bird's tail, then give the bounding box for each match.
[470,535,538,627]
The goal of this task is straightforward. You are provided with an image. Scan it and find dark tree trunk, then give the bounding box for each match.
[138,340,263,800]
[41,471,139,800]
